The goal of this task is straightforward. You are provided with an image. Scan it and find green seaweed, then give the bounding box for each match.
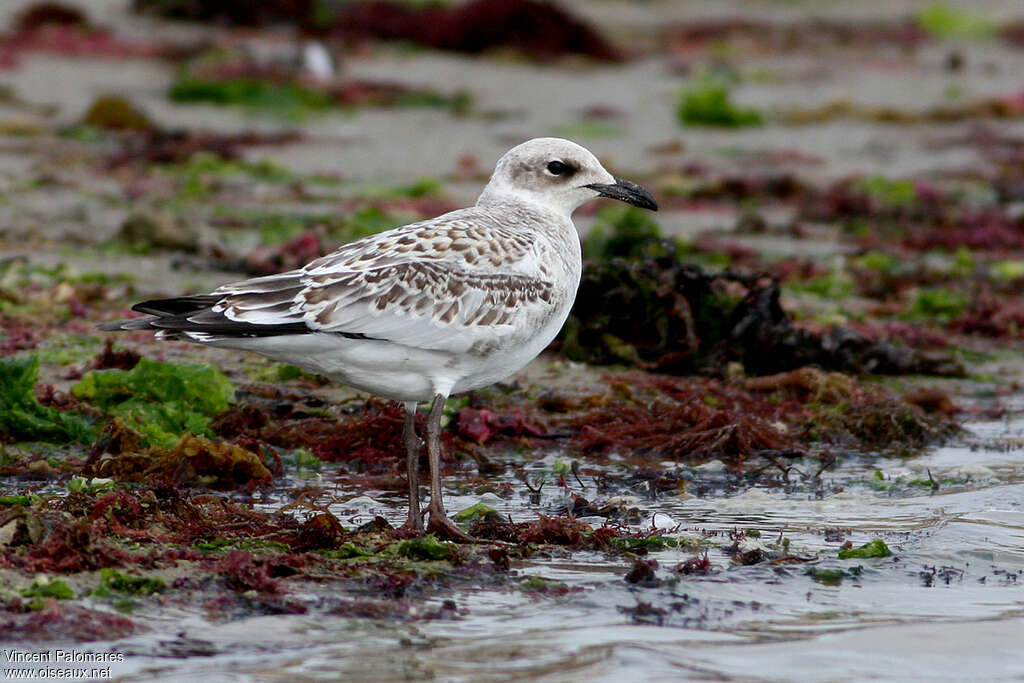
[582,205,665,260]
[81,95,154,132]
[285,447,323,472]
[390,535,455,561]
[989,260,1024,282]
[93,568,166,596]
[31,335,102,366]
[677,76,764,128]
[171,152,294,200]
[0,260,130,317]
[356,176,443,200]
[331,206,411,243]
[394,89,473,113]
[21,577,75,600]
[0,356,98,445]
[853,251,899,275]
[170,74,333,117]
[806,568,845,586]
[519,576,569,592]
[918,3,995,40]
[452,502,499,524]
[90,568,166,612]
[72,358,234,448]
[789,261,856,300]
[551,121,624,139]
[66,476,116,493]
[194,538,291,554]
[610,535,682,553]
[855,175,916,207]
[250,362,319,383]
[320,542,375,560]
[838,538,893,559]
[908,288,970,325]
[253,214,309,245]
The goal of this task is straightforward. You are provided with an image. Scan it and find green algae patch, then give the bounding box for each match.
[81,95,154,132]
[21,577,75,600]
[93,568,166,597]
[677,76,764,128]
[519,576,580,597]
[250,362,319,384]
[0,356,98,445]
[66,476,116,494]
[854,174,916,208]
[88,422,272,489]
[452,502,499,524]
[610,535,683,553]
[807,568,846,586]
[839,538,893,559]
[907,288,971,326]
[91,569,166,613]
[320,542,375,560]
[582,205,664,261]
[390,535,456,562]
[170,74,334,116]
[917,3,995,40]
[520,576,567,592]
[194,538,290,555]
[72,359,234,448]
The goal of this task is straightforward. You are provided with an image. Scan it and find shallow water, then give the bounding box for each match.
[9,417,1020,682]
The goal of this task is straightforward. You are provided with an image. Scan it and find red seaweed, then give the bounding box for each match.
[456,407,545,445]
[0,603,137,643]
[572,399,790,470]
[329,0,622,61]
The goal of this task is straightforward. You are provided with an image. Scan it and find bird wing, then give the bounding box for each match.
[201,209,558,352]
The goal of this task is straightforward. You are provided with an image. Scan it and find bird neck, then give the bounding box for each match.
[476,185,574,220]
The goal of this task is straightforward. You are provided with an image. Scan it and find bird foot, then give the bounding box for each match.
[396,521,423,536]
[397,510,425,535]
[426,510,481,544]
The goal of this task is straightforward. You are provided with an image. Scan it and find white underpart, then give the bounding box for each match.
[172,138,620,403]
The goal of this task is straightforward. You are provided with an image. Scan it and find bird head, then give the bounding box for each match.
[477,137,658,216]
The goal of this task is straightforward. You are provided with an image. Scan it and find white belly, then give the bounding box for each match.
[203,301,569,403]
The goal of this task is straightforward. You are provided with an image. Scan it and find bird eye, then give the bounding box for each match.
[546,160,569,176]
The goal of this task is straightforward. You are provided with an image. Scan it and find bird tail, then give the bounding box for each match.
[97,295,221,337]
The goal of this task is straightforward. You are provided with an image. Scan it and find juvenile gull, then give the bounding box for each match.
[100,137,657,540]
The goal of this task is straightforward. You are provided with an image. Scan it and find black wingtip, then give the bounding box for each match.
[131,295,220,317]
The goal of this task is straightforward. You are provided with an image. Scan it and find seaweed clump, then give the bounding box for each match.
[213,398,449,474]
[677,76,764,128]
[0,2,157,64]
[0,357,97,445]
[80,95,154,132]
[329,0,622,61]
[745,367,957,450]
[560,217,963,377]
[133,0,621,61]
[84,418,272,488]
[559,369,956,467]
[572,398,791,470]
[72,359,234,448]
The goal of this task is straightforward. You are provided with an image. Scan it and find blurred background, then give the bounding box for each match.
[3,1,1024,678]
[2,0,1024,324]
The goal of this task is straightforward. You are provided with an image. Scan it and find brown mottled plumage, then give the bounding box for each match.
[100,138,657,541]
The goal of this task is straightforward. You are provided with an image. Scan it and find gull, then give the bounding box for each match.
[100,137,657,541]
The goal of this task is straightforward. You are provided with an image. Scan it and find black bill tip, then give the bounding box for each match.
[585,177,658,211]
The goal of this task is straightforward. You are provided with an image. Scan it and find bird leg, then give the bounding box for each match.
[424,393,477,542]
[400,401,423,532]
